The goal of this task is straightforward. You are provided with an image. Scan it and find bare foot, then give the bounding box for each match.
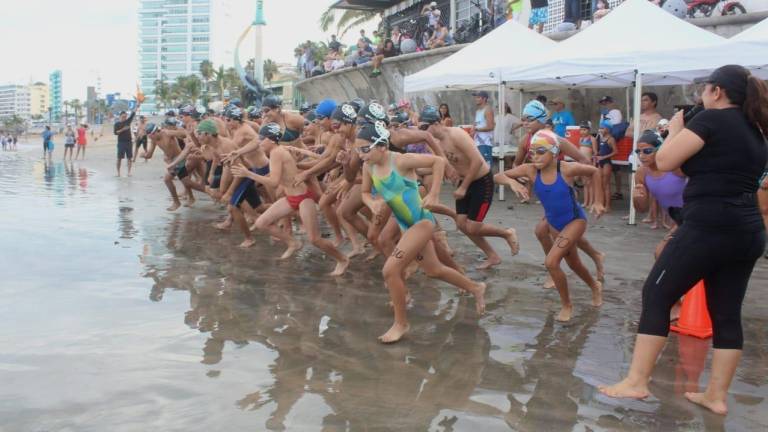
[332,235,346,248]
[472,282,487,314]
[167,202,181,212]
[642,217,653,224]
[591,281,603,307]
[543,276,555,289]
[347,243,365,259]
[378,322,410,344]
[280,240,303,260]
[239,238,256,248]
[598,379,650,399]
[476,255,502,270]
[214,220,231,230]
[650,223,659,230]
[684,392,728,415]
[329,256,350,276]
[505,228,520,256]
[184,197,196,208]
[556,304,573,322]
[595,252,606,282]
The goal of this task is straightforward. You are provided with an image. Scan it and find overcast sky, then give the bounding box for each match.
[0,0,376,101]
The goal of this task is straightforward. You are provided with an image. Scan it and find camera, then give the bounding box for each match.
[674,103,704,124]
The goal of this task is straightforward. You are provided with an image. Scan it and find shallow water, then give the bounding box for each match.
[1,143,767,431]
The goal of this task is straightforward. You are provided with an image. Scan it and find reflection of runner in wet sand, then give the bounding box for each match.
[496,130,604,322]
[143,123,202,211]
[420,106,520,270]
[356,122,486,343]
[231,123,349,276]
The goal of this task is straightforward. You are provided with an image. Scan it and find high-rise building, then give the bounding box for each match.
[138,0,249,114]
[0,85,31,119]
[28,82,49,118]
[49,70,63,122]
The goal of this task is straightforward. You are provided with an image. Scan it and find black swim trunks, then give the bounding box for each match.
[117,141,133,160]
[455,170,494,222]
[231,165,269,209]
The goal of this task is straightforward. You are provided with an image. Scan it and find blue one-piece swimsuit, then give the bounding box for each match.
[534,161,587,231]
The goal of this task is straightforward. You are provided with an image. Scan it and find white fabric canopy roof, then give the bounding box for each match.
[499,0,728,90]
[732,16,768,42]
[403,20,556,93]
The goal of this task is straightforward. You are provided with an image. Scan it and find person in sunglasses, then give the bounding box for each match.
[419,105,520,270]
[516,100,607,288]
[632,130,687,250]
[356,121,487,343]
[231,123,350,276]
[495,129,605,322]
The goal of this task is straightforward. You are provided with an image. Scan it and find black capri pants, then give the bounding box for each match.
[638,224,765,349]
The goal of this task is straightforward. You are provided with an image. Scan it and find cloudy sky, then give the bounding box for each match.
[0,0,376,101]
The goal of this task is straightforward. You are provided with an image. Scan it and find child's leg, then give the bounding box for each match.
[299,198,349,276]
[253,198,301,259]
[545,220,587,321]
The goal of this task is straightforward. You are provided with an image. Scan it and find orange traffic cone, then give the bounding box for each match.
[670,280,713,339]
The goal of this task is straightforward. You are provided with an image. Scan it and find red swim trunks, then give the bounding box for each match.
[286,189,318,211]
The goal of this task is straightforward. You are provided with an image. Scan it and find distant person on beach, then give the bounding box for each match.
[134,116,148,163]
[63,126,75,161]
[42,126,54,161]
[76,124,87,160]
[114,100,142,176]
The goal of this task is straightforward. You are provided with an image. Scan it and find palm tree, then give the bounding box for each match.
[263,59,278,83]
[199,60,214,98]
[171,75,202,105]
[154,78,173,111]
[70,99,82,124]
[320,8,379,38]
[213,66,227,101]
[224,67,241,98]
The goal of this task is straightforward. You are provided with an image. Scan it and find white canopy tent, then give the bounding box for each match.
[403,20,556,93]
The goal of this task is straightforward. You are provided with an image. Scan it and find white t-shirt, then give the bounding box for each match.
[494,113,520,147]
[428,10,441,27]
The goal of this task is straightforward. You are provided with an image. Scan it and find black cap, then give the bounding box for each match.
[357,121,390,146]
[263,95,282,109]
[472,91,490,99]
[259,122,283,142]
[598,96,614,104]
[145,123,159,134]
[579,120,592,130]
[359,102,389,125]
[638,129,663,147]
[419,105,440,124]
[165,110,176,117]
[331,104,358,124]
[119,111,127,115]
[695,64,749,106]
[226,107,244,121]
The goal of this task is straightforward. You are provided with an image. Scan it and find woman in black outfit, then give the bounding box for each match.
[600,65,768,416]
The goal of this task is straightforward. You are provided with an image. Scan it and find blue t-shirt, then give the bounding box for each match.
[42,130,53,143]
[551,110,575,137]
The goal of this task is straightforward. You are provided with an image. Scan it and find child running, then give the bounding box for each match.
[356,121,486,343]
[495,129,604,322]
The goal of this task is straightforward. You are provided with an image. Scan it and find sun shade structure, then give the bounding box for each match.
[403,20,556,93]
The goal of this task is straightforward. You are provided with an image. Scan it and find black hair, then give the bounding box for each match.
[438,103,451,119]
[710,65,768,136]
[642,92,658,107]
[504,102,512,115]
[536,95,547,104]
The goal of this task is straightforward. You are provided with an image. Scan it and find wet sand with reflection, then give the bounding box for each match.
[0,140,767,431]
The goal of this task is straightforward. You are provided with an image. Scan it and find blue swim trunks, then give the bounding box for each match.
[529,7,548,25]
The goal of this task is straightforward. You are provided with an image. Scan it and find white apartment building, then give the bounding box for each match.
[28,82,49,118]
[138,0,250,114]
[0,85,31,120]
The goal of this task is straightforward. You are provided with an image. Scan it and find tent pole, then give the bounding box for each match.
[498,80,506,201]
[628,70,642,226]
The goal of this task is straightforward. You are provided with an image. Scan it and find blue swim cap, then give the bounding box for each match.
[315,99,337,119]
[599,120,613,130]
[522,100,549,123]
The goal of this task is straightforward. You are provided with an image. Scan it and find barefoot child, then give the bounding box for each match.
[578,122,598,207]
[231,123,350,276]
[596,120,617,212]
[356,121,486,343]
[495,129,604,322]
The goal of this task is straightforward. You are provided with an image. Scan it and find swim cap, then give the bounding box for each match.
[419,105,440,124]
[357,121,391,147]
[349,98,366,114]
[392,111,410,125]
[145,123,159,135]
[165,110,176,117]
[522,100,549,123]
[332,104,358,124]
[196,119,218,135]
[263,95,282,109]
[579,120,592,130]
[164,117,179,127]
[638,129,663,147]
[225,107,244,121]
[179,104,197,116]
[299,102,312,114]
[530,129,560,155]
[315,99,338,119]
[247,106,262,119]
[259,122,283,142]
[359,101,389,124]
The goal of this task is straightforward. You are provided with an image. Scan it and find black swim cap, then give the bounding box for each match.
[359,102,389,125]
[299,102,312,114]
[226,107,244,121]
[392,111,410,125]
[349,98,366,114]
[332,104,358,124]
[247,106,262,119]
[263,95,282,109]
[357,121,390,147]
[638,129,663,148]
[145,123,159,134]
[259,122,283,142]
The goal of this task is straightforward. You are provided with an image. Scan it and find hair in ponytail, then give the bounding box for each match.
[743,74,768,136]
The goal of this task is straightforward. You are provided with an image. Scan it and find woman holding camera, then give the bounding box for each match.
[600,65,768,416]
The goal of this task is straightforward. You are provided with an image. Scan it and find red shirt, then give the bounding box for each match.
[77,128,87,145]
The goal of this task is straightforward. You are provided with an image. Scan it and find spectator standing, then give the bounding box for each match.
[529,0,549,33]
[370,39,398,77]
[63,126,76,161]
[76,124,87,160]
[598,95,626,201]
[422,2,442,29]
[472,91,496,167]
[328,35,342,52]
[549,97,576,137]
[626,92,663,138]
[495,102,523,171]
[439,103,453,126]
[564,0,582,29]
[510,0,523,21]
[42,125,54,160]
[114,100,142,177]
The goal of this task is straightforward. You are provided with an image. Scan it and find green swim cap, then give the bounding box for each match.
[196,119,218,135]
